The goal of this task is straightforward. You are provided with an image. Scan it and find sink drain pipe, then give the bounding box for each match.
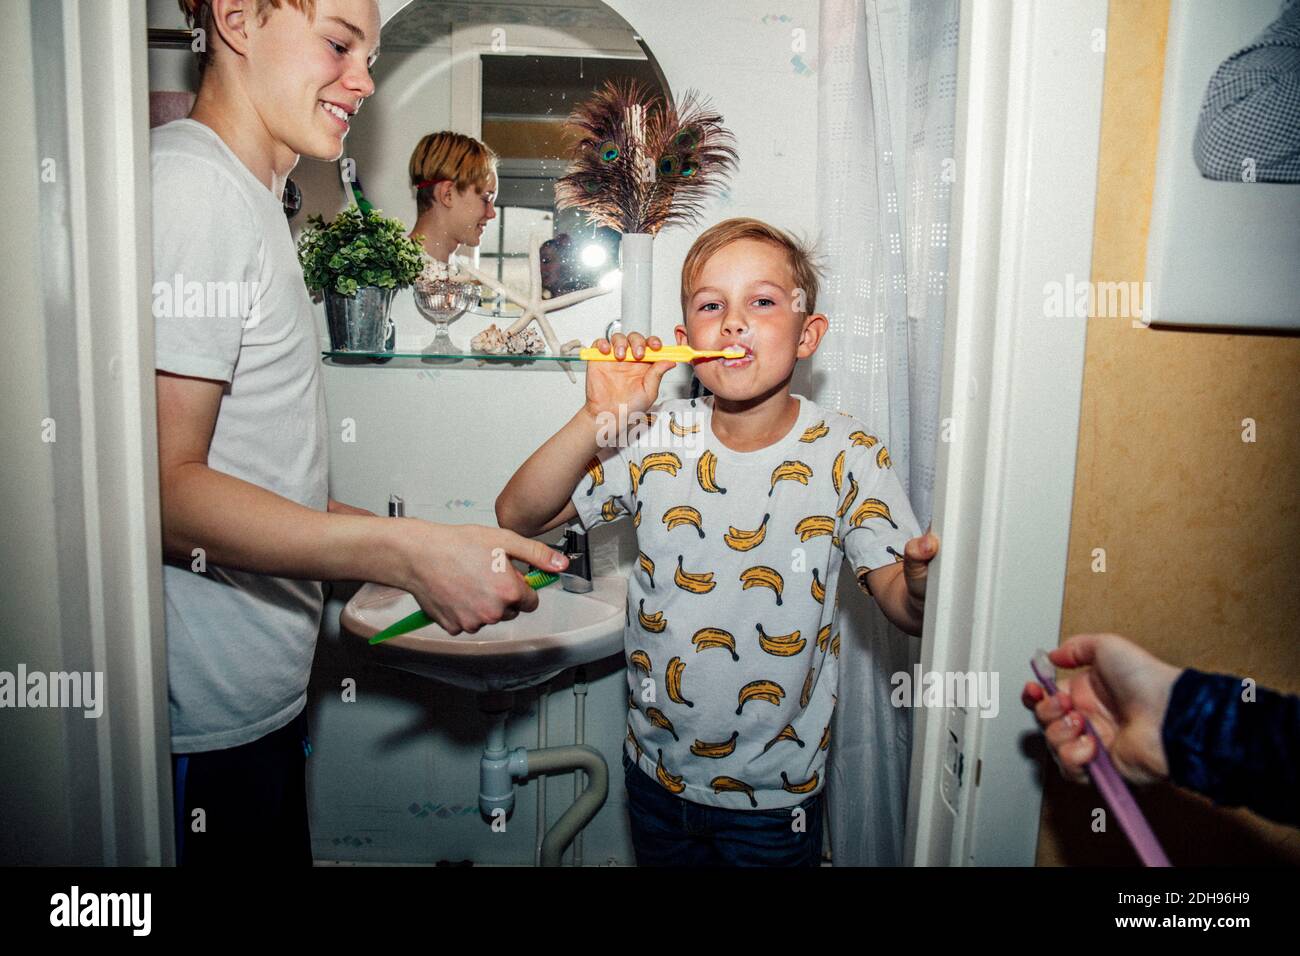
[535,682,549,867]
[478,691,609,866]
[524,745,607,866]
[572,667,589,867]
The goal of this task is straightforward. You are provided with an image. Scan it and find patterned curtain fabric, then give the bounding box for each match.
[806,0,957,865]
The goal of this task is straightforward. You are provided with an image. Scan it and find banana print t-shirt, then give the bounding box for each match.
[569,393,921,810]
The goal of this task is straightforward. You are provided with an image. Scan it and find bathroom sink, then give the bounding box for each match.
[341,575,627,691]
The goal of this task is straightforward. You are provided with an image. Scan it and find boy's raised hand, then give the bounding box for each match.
[583,332,676,420]
[902,529,940,608]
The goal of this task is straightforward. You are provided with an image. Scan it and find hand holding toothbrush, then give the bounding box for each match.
[379,521,570,637]
[496,331,741,545]
[1022,633,1182,786]
[583,332,677,420]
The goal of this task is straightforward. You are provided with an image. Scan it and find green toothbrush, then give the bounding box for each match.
[368,568,559,645]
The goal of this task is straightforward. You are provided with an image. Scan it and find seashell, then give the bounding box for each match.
[470,323,509,354]
[506,327,547,354]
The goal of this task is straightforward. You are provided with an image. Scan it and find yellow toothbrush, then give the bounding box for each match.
[577,345,747,363]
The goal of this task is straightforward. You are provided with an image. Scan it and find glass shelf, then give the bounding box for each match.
[321,350,586,371]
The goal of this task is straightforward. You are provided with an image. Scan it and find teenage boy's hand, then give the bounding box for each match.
[387,520,570,636]
[583,332,675,420]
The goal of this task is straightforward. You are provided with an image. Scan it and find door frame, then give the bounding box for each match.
[11,0,172,864]
[905,0,1107,865]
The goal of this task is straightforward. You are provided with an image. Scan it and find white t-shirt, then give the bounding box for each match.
[571,393,921,810]
[151,119,328,753]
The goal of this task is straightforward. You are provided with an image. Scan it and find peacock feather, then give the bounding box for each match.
[554,79,738,235]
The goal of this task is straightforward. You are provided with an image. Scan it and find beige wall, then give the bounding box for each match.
[1037,0,1300,866]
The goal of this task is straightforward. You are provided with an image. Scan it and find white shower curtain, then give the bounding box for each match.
[805,0,958,865]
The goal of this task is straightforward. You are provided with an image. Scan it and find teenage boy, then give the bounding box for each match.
[155,0,566,864]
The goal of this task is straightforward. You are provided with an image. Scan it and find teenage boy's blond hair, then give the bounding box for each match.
[408,132,500,215]
[178,0,317,75]
[680,217,823,320]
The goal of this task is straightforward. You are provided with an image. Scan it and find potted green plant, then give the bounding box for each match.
[298,205,425,352]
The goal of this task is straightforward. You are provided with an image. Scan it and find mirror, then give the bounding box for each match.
[340,0,670,347]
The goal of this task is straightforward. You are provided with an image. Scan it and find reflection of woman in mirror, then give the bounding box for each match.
[407,132,499,267]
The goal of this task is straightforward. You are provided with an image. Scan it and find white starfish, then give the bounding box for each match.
[454,228,612,383]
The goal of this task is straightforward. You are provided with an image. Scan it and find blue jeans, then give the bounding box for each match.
[622,749,825,866]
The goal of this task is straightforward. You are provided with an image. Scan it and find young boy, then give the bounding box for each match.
[496,217,939,866]
[155,0,566,865]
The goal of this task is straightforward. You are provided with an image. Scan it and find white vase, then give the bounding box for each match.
[618,232,653,334]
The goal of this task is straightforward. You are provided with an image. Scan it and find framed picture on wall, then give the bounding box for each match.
[1145,0,1300,331]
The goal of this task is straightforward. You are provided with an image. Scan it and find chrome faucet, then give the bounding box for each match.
[557,526,593,593]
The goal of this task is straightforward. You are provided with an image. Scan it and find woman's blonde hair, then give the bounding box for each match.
[680,217,823,319]
[408,133,499,214]
[178,0,317,75]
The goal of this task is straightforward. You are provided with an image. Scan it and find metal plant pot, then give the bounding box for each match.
[324,285,397,352]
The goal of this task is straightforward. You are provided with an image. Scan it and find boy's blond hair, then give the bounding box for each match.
[680,217,822,320]
[408,132,500,215]
[178,0,316,76]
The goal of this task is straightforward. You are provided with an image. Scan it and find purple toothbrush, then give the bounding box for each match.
[1031,649,1171,867]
